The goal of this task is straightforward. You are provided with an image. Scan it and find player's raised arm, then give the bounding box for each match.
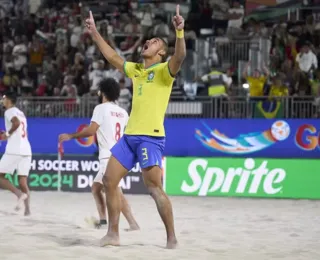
[85,11,125,73]
[168,5,186,76]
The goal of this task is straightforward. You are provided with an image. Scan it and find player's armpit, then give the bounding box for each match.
[9,116,21,135]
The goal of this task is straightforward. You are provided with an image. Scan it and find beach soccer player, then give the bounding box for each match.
[0,92,32,216]
[85,5,186,249]
[58,78,139,231]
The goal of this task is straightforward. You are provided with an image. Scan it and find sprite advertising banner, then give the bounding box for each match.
[5,155,148,194]
[164,157,320,199]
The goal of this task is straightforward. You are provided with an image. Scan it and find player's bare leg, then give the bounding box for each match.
[119,187,140,231]
[100,156,128,247]
[0,174,27,211]
[92,182,107,227]
[18,176,30,216]
[142,166,178,249]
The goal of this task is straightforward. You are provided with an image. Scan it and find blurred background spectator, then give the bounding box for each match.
[0,0,319,118]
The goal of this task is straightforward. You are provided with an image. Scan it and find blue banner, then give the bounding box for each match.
[0,118,319,158]
[0,118,95,155]
[164,119,320,158]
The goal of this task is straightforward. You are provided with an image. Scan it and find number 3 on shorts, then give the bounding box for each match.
[141,148,148,161]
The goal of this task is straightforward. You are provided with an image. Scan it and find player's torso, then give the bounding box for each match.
[126,63,174,136]
[96,103,127,159]
[5,108,31,156]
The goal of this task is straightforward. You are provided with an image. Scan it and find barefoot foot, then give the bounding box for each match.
[100,234,120,247]
[166,238,178,249]
[15,193,28,211]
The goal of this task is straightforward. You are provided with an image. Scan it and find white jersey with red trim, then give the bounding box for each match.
[91,102,128,160]
[4,107,32,156]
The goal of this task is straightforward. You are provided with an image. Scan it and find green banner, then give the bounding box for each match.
[165,157,320,199]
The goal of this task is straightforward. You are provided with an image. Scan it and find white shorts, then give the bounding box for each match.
[93,158,109,184]
[0,154,32,176]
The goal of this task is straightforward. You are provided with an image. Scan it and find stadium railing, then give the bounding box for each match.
[194,37,271,77]
[4,96,318,119]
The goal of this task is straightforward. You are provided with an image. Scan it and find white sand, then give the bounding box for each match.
[0,191,320,260]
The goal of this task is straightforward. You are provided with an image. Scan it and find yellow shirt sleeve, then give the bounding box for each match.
[123,61,138,78]
[161,62,175,86]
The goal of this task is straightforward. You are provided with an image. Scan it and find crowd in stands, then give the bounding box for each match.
[0,0,320,117]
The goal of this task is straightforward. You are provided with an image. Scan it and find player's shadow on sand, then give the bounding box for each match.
[30,233,97,247]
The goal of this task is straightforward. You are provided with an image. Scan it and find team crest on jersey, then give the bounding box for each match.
[147,71,155,81]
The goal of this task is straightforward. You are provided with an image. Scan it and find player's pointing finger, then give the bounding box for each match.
[176,4,180,16]
[89,10,93,20]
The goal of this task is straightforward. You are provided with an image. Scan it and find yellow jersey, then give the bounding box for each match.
[123,61,175,137]
[247,76,266,97]
[269,85,288,97]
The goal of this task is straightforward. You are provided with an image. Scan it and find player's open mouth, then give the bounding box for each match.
[143,44,149,51]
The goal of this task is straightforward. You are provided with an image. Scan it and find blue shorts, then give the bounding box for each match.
[111,135,165,170]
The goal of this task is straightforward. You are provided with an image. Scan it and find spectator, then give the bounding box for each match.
[70,16,83,50]
[36,76,48,96]
[124,16,141,34]
[89,60,106,93]
[226,0,244,37]
[45,62,62,93]
[3,36,14,55]
[25,14,38,41]
[12,35,28,72]
[20,66,34,94]
[72,53,85,88]
[105,64,123,83]
[84,37,96,62]
[29,37,45,67]
[296,42,318,74]
[61,75,77,97]
[137,4,154,36]
[269,75,289,97]
[243,61,269,97]
[118,78,132,113]
[152,16,170,42]
[3,67,19,90]
[210,0,229,35]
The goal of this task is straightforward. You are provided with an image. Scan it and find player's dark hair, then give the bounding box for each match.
[99,78,120,102]
[158,37,169,62]
[4,91,17,104]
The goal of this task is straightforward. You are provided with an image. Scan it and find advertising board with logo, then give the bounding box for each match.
[5,155,149,194]
[0,118,319,158]
[165,119,320,158]
[164,157,320,199]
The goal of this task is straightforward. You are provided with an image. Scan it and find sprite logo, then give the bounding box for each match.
[181,158,286,196]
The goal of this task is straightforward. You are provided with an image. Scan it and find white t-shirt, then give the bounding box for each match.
[228,7,244,28]
[89,70,106,91]
[105,69,123,83]
[70,26,82,48]
[4,107,32,156]
[296,51,318,72]
[91,102,129,160]
[12,44,27,71]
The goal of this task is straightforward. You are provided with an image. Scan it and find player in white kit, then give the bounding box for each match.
[59,78,139,230]
[0,92,32,216]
